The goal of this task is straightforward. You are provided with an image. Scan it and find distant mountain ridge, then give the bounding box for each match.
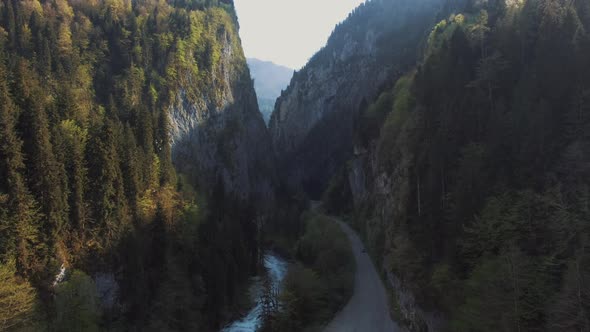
[247,58,293,124]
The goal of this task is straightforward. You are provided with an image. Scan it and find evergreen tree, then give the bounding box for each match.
[122,124,140,217]
[87,118,128,251]
[0,63,45,280]
[58,120,88,232]
[24,94,69,243]
[156,108,175,186]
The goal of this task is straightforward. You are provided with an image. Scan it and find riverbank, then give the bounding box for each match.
[261,213,355,332]
[221,253,289,332]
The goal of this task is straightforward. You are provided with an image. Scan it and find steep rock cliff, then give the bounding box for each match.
[269,0,445,197]
[169,8,276,208]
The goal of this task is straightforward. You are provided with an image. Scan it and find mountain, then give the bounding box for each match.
[3,0,590,331]
[0,0,275,330]
[273,0,590,331]
[247,58,293,124]
[169,27,277,211]
[269,0,447,197]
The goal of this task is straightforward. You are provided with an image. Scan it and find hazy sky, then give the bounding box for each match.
[234,0,366,70]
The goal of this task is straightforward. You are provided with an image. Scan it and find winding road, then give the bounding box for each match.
[324,219,400,332]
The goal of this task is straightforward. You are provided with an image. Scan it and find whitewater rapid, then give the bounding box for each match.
[221,253,288,332]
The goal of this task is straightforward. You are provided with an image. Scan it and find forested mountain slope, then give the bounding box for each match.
[269,0,452,197]
[0,0,274,330]
[319,0,590,330]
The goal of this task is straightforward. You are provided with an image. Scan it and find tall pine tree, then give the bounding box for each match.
[0,62,46,281]
[87,118,129,252]
[12,60,69,251]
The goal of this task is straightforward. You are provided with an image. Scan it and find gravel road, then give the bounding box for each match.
[324,219,400,332]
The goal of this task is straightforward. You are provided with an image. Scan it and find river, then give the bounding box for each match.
[221,253,289,332]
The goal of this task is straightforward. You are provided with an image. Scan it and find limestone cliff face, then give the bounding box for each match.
[168,10,276,208]
[269,0,443,197]
[348,123,445,332]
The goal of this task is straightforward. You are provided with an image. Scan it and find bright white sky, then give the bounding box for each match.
[234,0,366,70]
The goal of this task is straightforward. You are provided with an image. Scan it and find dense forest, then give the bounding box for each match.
[2,0,590,331]
[330,0,590,330]
[0,0,265,330]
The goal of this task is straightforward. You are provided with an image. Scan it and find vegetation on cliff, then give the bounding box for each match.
[269,0,444,198]
[339,0,590,330]
[0,0,261,330]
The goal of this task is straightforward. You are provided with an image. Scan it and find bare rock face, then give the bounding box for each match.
[95,272,119,312]
[269,0,443,197]
[168,19,276,209]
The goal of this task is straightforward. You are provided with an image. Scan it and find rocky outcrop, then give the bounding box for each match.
[344,105,445,331]
[95,272,119,312]
[168,11,276,209]
[387,272,445,332]
[269,0,443,197]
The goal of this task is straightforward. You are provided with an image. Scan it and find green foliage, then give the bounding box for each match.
[352,1,590,330]
[0,259,44,331]
[264,214,354,331]
[451,254,520,332]
[377,72,415,167]
[358,91,394,145]
[321,166,353,216]
[271,265,323,331]
[54,270,100,332]
[87,119,129,251]
[0,62,47,282]
[0,0,254,330]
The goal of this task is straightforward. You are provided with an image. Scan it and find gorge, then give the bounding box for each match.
[1,0,590,331]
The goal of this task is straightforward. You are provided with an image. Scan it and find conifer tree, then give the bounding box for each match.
[122,124,140,217]
[3,0,16,50]
[157,108,175,186]
[0,63,45,280]
[138,106,156,190]
[24,95,69,241]
[57,120,88,231]
[88,118,128,251]
[12,60,68,241]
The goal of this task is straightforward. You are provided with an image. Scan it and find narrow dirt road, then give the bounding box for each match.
[324,219,400,332]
